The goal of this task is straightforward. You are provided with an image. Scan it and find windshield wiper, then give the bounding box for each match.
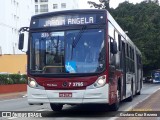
[72,25,86,48]
[70,26,86,59]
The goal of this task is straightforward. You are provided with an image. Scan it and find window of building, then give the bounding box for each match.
[12,28,14,33]
[53,4,58,9]
[61,3,66,8]
[17,2,19,7]
[40,4,48,12]
[13,0,16,5]
[40,0,48,2]
[35,5,38,12]
[35,0,38,2]
[14,15,16,20]
[0,46,2,55]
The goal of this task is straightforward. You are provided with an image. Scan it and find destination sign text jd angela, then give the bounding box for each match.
[31,14,105,28]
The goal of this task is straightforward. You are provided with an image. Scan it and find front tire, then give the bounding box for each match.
[50,103,63,112]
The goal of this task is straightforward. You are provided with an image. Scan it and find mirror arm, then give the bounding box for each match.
[26,51,29,55]
[19,27,30,33]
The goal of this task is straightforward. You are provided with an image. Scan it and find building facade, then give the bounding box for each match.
[35,0,79,14]
[0,55,27,74]
[0,0,34,73]
[0,0,34,55]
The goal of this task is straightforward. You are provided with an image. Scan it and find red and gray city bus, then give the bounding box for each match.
[18,9,143,111]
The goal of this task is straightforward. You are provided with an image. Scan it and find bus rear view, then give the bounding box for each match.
[18,9,142,111]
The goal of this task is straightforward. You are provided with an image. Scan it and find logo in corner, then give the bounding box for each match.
[62,82,68,87]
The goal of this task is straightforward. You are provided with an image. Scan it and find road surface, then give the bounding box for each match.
[0,83,160,120]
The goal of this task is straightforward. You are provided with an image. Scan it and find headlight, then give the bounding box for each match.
[28,77,37,88]
[28,77,44,89]
[87,75,106,89]
[29,80,37,88]
[97,78,105,86]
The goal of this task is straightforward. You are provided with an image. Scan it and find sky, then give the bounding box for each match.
[79,0,145,9]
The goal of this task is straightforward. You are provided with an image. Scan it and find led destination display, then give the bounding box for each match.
[31,14,105,28]
[44,16,94,26]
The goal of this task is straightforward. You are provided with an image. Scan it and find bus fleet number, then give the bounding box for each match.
[69,82,84,87]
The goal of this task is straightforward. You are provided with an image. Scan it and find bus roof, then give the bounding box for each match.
[31,9,107,19]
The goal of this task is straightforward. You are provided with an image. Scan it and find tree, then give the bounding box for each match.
[87,0,110,9]
[154,0,159,5]
[110,1,160,74]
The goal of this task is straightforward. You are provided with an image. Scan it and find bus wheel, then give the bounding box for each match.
[110,86,120,111]
[50,103,63,112]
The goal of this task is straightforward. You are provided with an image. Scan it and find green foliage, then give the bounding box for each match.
[109,0,160,74]
[20,74,27,84]
[88,0,110,9]
[21,74,27,80]
[9,74,21,84]
[0,74,27,85]
[0,74,9,85]
[7,78,14,84]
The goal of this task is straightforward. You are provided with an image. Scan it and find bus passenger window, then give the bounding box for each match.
[109,37,117,65]
[118,34,121,51]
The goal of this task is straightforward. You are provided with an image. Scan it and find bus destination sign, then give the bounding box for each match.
[31,14,105,28]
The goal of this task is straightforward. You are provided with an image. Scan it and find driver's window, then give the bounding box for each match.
[109,37,116,65]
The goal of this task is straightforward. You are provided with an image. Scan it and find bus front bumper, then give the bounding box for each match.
[27,84,109,105]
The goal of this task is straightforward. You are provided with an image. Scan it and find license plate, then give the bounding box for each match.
[59,92,72,98]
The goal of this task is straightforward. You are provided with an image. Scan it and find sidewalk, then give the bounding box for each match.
[0,92,27,101]
[117,89,160,120]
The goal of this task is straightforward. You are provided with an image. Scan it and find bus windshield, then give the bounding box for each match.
[152,72,160,80]
[30,29,105,74]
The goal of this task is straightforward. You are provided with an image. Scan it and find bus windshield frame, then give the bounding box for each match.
[28,26,106,77]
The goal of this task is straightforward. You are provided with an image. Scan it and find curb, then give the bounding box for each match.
[108,88,160,120]
[0,92,27,101]
[126,88,160,111]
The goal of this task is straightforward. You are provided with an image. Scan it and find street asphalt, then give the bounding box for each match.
[0,83,160,120]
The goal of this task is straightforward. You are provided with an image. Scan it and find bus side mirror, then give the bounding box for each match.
[111,41,118,54]
[18,33,24,50]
